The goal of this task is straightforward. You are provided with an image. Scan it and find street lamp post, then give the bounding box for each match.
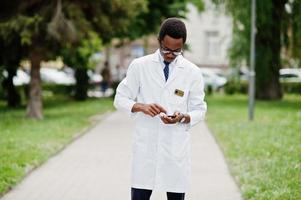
[249,0,256,121]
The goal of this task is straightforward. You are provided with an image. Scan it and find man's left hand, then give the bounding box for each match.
[160,111,184,124]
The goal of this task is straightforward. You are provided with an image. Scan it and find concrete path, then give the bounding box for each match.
[1,111,242,200]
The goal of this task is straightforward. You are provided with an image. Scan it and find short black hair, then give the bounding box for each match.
[158,18,187,44]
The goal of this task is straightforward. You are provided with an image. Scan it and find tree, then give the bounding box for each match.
[284,0,301,65]
[115,0,204,41]
[0,0,146,118]
[61,31,102,100]
[213,0,301,100]
[0,35,23,107]
[254,0,286,99]
[1,1,68,119]
[0,0,203,117]
[108,0,204,70]
[61,0,147,100]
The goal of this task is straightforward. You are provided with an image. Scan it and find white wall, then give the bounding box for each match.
[184,2,232,68]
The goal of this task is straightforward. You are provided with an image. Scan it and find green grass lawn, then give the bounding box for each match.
[205,94,301,200]
[0,96,114,196]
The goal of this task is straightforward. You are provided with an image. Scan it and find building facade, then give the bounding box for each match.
[184,1,232,69]
[106,1,233,74]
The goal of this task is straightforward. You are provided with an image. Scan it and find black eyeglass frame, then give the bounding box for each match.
[160,44,183,57]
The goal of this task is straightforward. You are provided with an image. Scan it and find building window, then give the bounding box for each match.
[206,31,220,59]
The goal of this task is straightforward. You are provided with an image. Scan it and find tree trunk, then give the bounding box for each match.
[143,36,149,55]
[74,68,89,101]
[3,68,21,107]
[26,51,43,119]
[119,40,127,68]
[255,0,286,100]
[105,46,111,68]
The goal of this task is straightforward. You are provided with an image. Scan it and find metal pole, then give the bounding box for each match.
[249,0,256,121]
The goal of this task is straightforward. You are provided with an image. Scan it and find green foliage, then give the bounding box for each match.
[224,79,248,95]
[215,0,301,67]
[0,15,43,46]
[206,94,301,200]
[281,81,301,94]
[76,0,147,43]
[61,31,102,69]
[60,31,102,101]
[213,0,293,99]
[224,80,239,95]
[212,0,250,67]
[0,68,5,99]
[0,0,147,112]
[0,0,147,63]
[291,1,301,61]
[189,0,205,12]
[116,0,202,40]
[42,84,73,96]
[225,80,301,95]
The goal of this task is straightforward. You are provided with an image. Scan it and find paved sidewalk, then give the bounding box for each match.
[1,111,242,200]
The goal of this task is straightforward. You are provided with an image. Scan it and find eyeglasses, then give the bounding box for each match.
[160,44,183,56]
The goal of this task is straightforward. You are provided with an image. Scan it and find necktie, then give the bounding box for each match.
[163,61,170,81]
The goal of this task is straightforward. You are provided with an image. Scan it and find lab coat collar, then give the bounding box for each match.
[152,49,185,87]
[152,49,184,69]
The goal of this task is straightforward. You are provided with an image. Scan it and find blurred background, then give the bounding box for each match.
[0,0,300,199]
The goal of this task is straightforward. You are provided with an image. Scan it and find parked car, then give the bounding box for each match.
[2,69,30,86]
[40,67,76,85]
[199,68,227,91]
[4,67,104,86]
[14,69,30,86]
[279,68,301,83]
[87,69,103,85]
[60,67,103,85]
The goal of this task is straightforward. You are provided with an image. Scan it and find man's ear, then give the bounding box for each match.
[157,38,161,44]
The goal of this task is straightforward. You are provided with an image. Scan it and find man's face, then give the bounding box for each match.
[160,35,183,63]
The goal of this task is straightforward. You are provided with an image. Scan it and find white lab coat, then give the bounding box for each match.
[114,50,207,193]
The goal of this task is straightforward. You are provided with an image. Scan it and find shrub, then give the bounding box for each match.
[281,82,301,93]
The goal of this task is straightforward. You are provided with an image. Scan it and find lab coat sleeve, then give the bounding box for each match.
[187,73,207,128]
[113,60,140,116]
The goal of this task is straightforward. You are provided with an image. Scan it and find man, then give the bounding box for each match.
[100,61,112,95]
[114,18,207,200]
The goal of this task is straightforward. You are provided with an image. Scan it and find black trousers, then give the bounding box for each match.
[131,188,185,200]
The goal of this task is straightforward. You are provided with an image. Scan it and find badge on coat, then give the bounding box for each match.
[175,89,184,97]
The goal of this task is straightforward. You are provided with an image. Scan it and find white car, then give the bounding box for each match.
[87,70,103,85]
[279,68,301,83]
[40,68,76,85]
[14,69,30,86]
[2,69,30,86]
[199,68,227,91]
[60,67,103,85]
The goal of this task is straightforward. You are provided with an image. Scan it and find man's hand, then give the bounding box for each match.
[132,103,167,117]
[160,111,184,124]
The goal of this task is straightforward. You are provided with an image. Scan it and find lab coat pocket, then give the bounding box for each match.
[133,125,157,159]
[169,90,187,113]
[172,94,185,104]
[171,129,189,161]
